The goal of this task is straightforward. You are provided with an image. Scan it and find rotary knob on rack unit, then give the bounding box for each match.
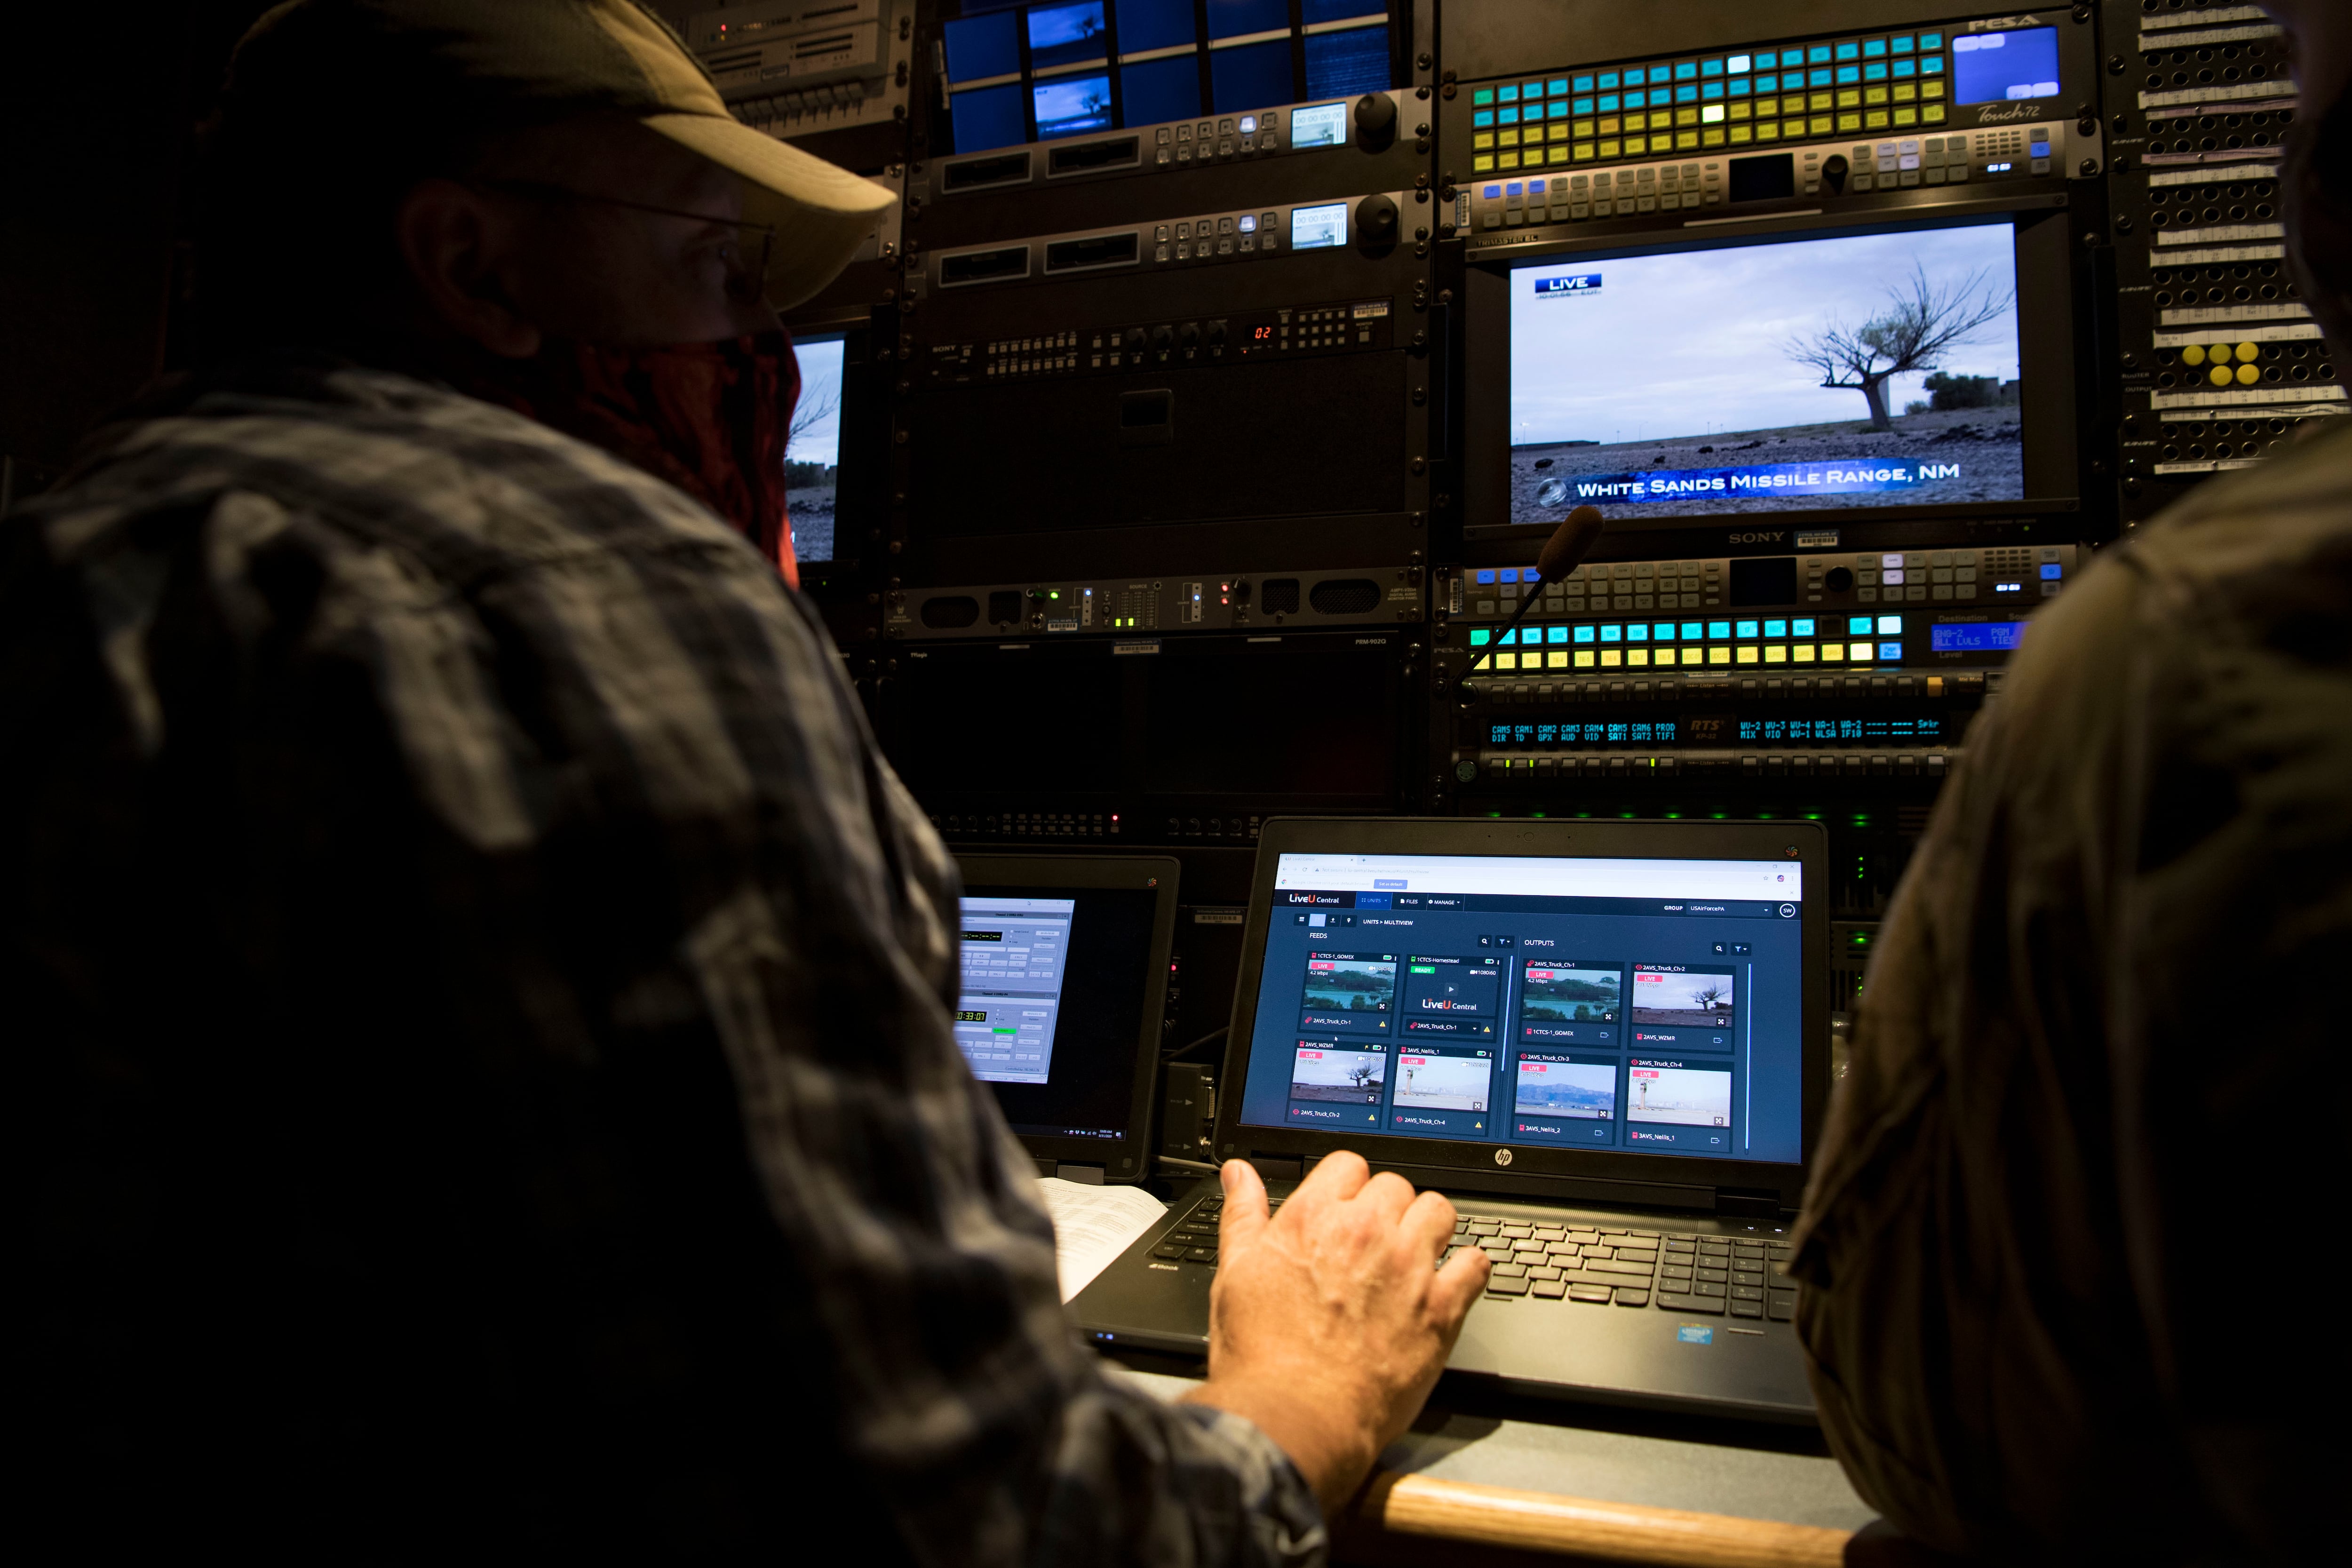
[1354,92,1398,151]
[1122,326,1147,354]
[1205,319,1228,347]
[1151,324,1175,351]
[1178,322,1201,349]
[1355,193,1399,256]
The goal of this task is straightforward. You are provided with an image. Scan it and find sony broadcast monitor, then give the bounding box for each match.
[1505,219,2035,523]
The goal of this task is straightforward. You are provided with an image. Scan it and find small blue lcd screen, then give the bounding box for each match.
[1929,621,2026,653]
[1951,27,2061,105]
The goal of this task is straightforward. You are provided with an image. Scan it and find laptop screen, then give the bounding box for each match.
[1234,852,1806,1164]
[957,883,1161,1147]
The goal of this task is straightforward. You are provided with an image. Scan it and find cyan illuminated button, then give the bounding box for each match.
[1794,618,1816,636]
[1680,621,1701,640]
[1474,110,1494,126]
[1548,78,1569,95]
[1764,619,1788,637]
[1808,45,1832,63]
[1922,54,1943,72]
[1708,620,1732,639]
[1574,625,1596,643]
[1877,615,1902,634]
[1849,615,1875,635]
[1499,84,1519,101]
[1600,624,1623,642]
[1572,74,1595,91]
[1835,41,1859,60]
[1675,61,1698,80]
[1735,619,1760,637]
[1891,35,1915,53]
[1918,32,1942,48]
[1627,623,1649,641]
[1863,38,1887,57]
[1547,625,1569,644]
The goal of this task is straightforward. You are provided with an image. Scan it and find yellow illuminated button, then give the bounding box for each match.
[1923,79,1945,99]
[1893,107,1917,126]
[1573,118,1595,136]
[1474,131,1494,148]
[1923,103,1946,122]
[1836,89,1861,108]
[1677,106,1700,127]
[1708,647,1732,666]
[1574,650,1596,668]
[1865,110,1889,128]
[2236,341,2261,361]
[1499,151,1520,168]
[1819,643,1842,662]
[1548,650,1569,669]
[1893,83,1916,101]
[1849,641,1874,661]
[1624,135,1648,154]
[1573,141,1596,159]
[1736,645,1760,663]
[1472,154,1494,171]
[1729,125,1753,143]
[1654,647,1679,667]
[1756,121,1780,141]
[1764,645,1788,663]
[1865,86,1888,105]
[1494,652,1517,670]
[2181,344,2206,366]
[1628,649,1650,666]
[1792,644,1816,663]
[1601,649,1622,667]
[1598,138,1621,157]
[2236,363,2261,385]
[2209,365,2233,387]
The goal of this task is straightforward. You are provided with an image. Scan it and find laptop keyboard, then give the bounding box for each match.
[1150,1200,1796,1321]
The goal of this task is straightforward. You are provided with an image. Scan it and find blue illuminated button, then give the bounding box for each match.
[1893,58,1916,78]
[1574,625,1596,644]
[1750,50,1777,67]
[1764,619,1788,637]
[1848,615,1874,635]
[1794,618,1815,636]
[1627,623,1649,641]
[1877,615,1903,634]
[1529,178,1546,193]
[1500,106,1519,123]
[1500,567,1519,581]
[1681,621,1702,640]
[1483,184,1502,198]
[1674,61,1697,80]
[1836,65,1859,83]
[1922,54,1943,72]
[2040,562,2062,579]
[1808,45,1831,64]
[1547,626,1569,644]
[1809,68,1832,85]
[1548,78,1569,95]
[1863,38,1887,57]
[1708,620,1732,639]
[1473,110,1494,126]
[1735,620,1760,638]
[1676,84,1698,102]
[1879,641,1902,661]
[1571,74,1594,91]
[1600,624,1622,643]
[1597,70,1620,88]
[1499,84,1519,101]
[1729,77,1750,94]
[1864,61,1887,80]
[1572,97,1594,113]
[1918,32,1942,48]
[1701,58,1723,76]
[1891,35,1915,53]
[1835,41,1859,61]
[1476,569,1496,584]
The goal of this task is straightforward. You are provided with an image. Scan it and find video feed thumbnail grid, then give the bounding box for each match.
[1509,224,2022,520]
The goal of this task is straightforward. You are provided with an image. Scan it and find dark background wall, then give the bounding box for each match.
[1,2,277,503]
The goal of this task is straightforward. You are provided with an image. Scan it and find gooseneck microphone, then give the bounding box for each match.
[1465,505,1606,673]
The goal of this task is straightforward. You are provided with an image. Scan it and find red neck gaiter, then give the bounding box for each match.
[453,330,804,588]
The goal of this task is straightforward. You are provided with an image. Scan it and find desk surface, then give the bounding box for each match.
[1111,1357,1877,1564]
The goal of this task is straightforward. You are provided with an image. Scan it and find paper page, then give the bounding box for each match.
[1038,1178,1170,1303]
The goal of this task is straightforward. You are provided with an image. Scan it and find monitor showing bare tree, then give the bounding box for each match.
[1509,223,2022,519]
[786,336,844,563]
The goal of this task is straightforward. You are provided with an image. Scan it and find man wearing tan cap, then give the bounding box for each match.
[2,1,1482,1558]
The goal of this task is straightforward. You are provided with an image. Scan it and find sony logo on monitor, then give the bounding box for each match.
[1728,531,1786,544]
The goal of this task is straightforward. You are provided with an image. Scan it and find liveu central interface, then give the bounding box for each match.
[1237,854,1806,1163]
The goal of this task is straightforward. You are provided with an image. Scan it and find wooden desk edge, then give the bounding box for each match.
[1344,1470,1853,1568]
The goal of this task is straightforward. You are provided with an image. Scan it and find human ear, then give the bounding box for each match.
[395,178,541,358]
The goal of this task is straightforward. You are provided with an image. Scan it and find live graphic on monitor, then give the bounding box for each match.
[1629,967,1737,1027]
[1289,1046,1386,1103]
[1626,1063,1732,1127]
[1510,224,2021,519]
[1520,965,1621,1022]
[1514,1059,1617,1119]
[1393,1053,1490,1112]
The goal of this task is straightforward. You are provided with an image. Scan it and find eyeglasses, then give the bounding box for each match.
[477,177,777,303]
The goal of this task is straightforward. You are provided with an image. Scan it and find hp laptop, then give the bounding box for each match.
[955,854,1180,1185]
[1069,818,1828,1421]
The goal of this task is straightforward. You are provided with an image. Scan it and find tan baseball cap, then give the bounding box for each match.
[229,0,896,311]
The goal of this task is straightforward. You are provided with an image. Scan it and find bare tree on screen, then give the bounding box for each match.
[1785,264,2015,432]
[789,378,841,454]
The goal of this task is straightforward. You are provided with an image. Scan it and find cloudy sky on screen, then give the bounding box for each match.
[1510,223,2021,447]
[789,336,845,467]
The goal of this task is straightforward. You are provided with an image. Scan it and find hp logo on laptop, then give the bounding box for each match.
[1495,1148,1514,1167]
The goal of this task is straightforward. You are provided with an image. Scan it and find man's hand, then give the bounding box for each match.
[1180,1154,1489,1512]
